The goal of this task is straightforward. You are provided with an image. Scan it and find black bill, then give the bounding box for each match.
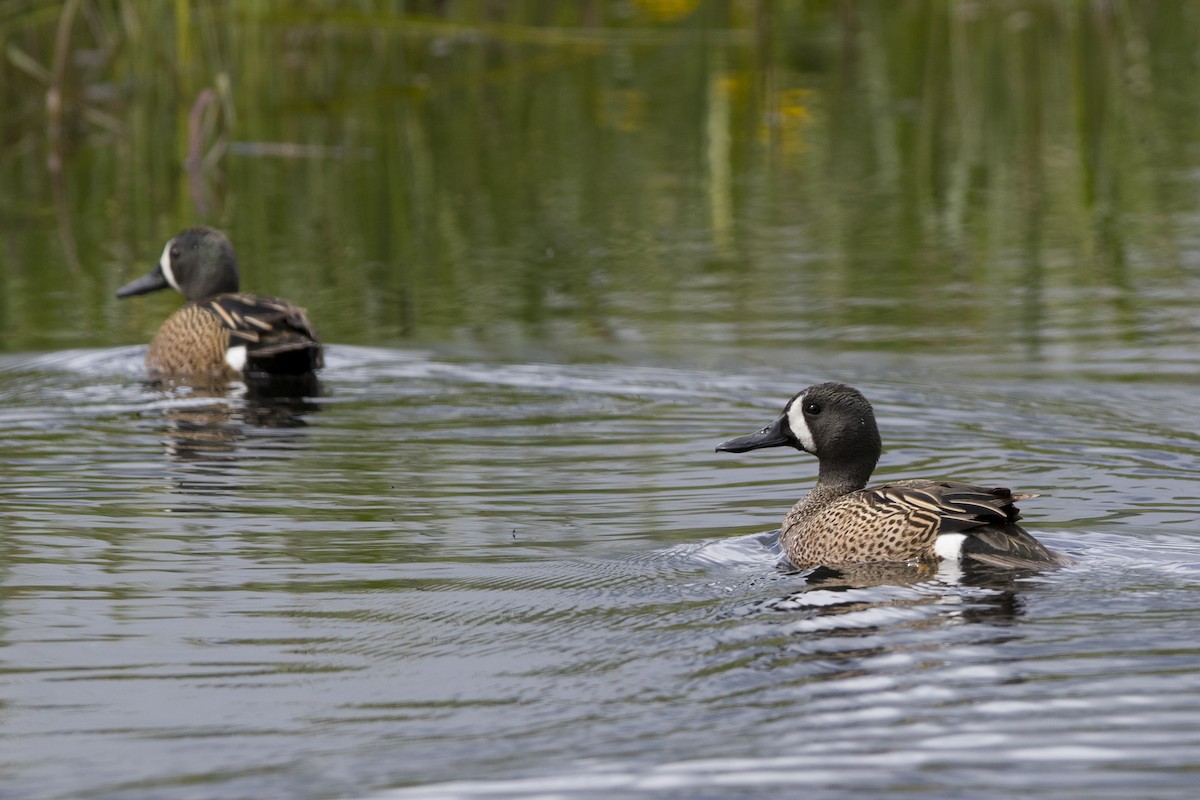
[716,413,791,453]
[116,266,169,298]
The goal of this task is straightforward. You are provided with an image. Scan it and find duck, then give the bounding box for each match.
[717,382,1067,570]
[117,227,322,383]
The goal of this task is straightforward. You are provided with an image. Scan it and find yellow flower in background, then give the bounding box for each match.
[772,87,817,155]
[632,0,700,23]
[598,88,649,132]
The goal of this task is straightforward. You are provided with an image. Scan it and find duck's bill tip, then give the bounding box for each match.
[716,415,791,453]
[116,266,169,299]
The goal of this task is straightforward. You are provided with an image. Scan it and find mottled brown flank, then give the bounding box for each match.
[783,494,938,565]
[144,293,321,381]
[779,479,1039,568]
[145,304,236,381]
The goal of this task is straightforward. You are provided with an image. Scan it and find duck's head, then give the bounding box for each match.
[717,382,882,475]
[117,227,240,303]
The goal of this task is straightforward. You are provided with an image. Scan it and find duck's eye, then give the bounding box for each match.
[170,247,180,259]
[804,402,821,415]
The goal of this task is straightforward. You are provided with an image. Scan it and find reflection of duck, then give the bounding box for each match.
[158,383,320,465]
[743,554,1034,635]
[117,227,322,385]
[719,382,1068,570]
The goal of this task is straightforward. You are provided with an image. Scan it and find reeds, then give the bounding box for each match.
[0,1,1192,352]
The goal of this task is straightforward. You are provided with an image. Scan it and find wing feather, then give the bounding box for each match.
[862,479,1064,567]
[201,293,323,373]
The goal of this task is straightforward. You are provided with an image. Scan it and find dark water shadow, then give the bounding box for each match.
[813,561,1044,630]
[147,376,323,467]
[701,556,1065,665]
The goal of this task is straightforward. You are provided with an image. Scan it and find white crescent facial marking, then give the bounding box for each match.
[225,345,247,372]
[935,533,966,561]
[159,240,181,293]
[786,393,817,453]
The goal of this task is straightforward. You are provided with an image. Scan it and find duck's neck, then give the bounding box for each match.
[800,459,874,511]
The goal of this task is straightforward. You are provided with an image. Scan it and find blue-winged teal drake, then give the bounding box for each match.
[717,382,1067,570]
[117,227,322,382]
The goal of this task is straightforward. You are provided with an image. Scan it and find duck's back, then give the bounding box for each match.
[146,293,322,381]
[782,478,1061,569]
[208,293,322,375]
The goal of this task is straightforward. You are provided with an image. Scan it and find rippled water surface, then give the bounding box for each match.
[5,4,1200,798]
[2,342,1199,800]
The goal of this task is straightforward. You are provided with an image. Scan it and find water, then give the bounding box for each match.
[2,341,1198,800]
[4,4,1200,798]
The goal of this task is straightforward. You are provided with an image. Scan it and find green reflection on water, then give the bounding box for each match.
[1,1,1197,361]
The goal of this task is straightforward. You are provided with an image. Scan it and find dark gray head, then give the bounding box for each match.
[716,382,883,488]
[116,227,240,303]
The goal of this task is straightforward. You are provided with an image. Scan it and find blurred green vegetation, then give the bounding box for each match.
[0,1,1197,358]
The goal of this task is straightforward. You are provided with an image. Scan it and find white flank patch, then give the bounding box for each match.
[225,345,247,372]
[935,533,966,561]
[786,393,817,453]
[159,240,182,293]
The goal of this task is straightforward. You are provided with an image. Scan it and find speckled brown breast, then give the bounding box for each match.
[145,304,237,381]
[781,493,941,567]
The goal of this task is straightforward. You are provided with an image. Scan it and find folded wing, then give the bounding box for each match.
[205,293,323,374]
[865,480,1064,568]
